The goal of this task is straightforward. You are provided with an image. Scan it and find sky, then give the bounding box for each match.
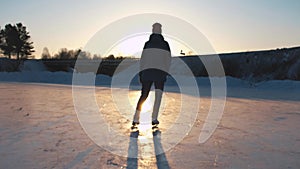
[0,0,300,58]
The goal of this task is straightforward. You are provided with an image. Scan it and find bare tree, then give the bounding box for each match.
[41,47,51,59]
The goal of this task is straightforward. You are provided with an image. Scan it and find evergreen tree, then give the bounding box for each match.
[0,23,34,59]
[0,26,3,57]
[0,24,15,58]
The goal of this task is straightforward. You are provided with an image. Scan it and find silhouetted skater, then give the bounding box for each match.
[132,23,171,129]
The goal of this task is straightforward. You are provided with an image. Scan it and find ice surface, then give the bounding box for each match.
[0,57,299,168]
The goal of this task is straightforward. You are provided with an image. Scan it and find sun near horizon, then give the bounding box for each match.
[1,1,300,58]
[106,33,195,58]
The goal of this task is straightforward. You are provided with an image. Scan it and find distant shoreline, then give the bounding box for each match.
[1,46,300,81]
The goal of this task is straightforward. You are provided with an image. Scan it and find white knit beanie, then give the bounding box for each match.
[152,22,162,34]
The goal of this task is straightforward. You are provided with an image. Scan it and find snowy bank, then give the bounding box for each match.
[1,46,300,81]
[0,68,299,91]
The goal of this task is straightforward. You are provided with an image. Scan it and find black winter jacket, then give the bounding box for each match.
[139,34,171,82]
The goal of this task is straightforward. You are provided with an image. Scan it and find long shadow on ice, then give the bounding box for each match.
[153,130,170,169]
[126,131,139,169]
[126,130,170,169]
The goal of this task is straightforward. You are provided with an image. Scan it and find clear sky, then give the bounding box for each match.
[1,0,300,58]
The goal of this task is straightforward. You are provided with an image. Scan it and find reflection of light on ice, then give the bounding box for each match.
[138,135,152,143]
[137,92,155,138]
[141,92,154,114]
[139,92,154,131]
[138,123,152,132]
[139,111,152,136]
[138,122,154,158]
[128,90,166,124]
[138,130,155,158]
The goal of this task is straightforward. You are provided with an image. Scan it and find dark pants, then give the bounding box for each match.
[133,81,164,122]
[136,81,164,111]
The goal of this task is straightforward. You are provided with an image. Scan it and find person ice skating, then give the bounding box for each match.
[132,23,171,128]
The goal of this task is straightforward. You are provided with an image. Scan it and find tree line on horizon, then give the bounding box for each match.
[0,22,136,60]
[41,47,101,60]
[41,47,130,60]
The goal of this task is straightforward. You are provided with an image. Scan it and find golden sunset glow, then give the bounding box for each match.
[107,34,194,57]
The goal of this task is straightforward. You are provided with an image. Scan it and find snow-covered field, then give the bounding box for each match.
[0,63,300,168]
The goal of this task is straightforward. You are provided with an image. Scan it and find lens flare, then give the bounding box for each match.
[138,92,154,132]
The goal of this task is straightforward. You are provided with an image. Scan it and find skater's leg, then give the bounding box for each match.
[152,81,164,122]
[133,81,152,123]
[132,110,141,125]
[136,81,152,111]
